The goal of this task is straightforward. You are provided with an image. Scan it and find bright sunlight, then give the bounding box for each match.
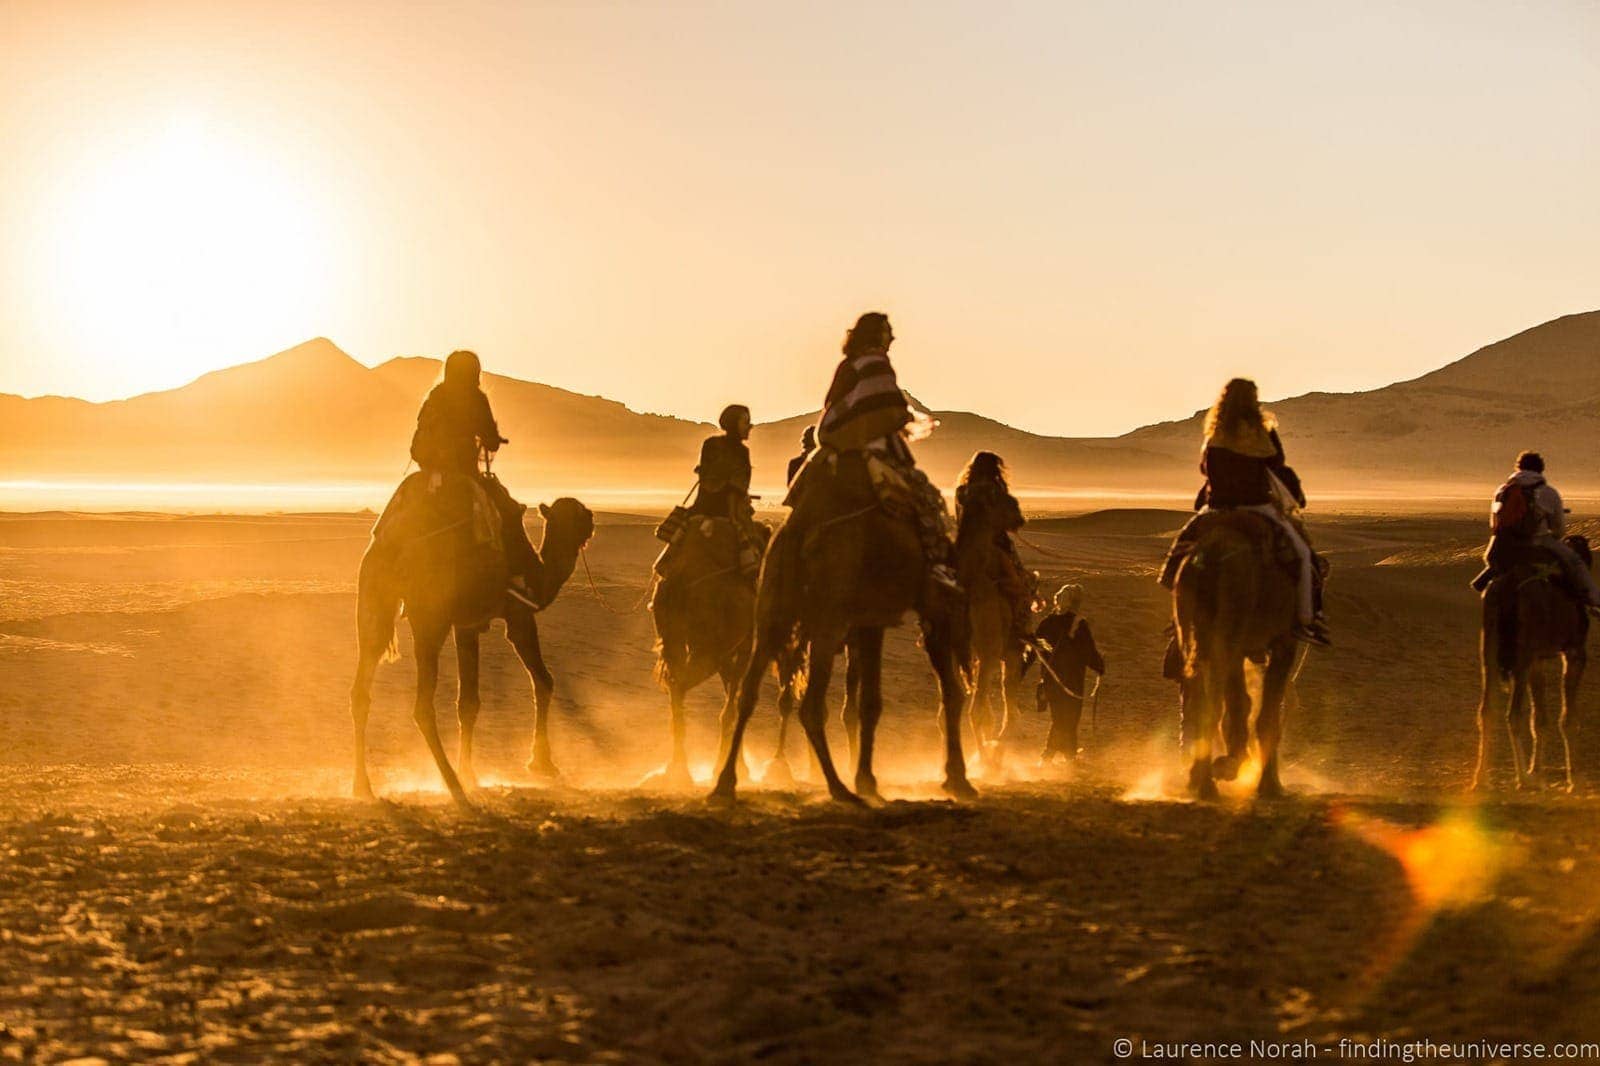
[36,111,344,393]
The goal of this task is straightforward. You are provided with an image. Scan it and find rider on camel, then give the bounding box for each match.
[954,450,1037,636]
[1160,377,1329,647]
[787,424,818,486]
[691,404,757,532]
[656,404,762,582]
[1472,451,1600,611]
[409,349,539,590]
[814,312,959,589]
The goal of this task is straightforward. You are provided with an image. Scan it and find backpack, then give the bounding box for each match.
[1491,477,1545,538]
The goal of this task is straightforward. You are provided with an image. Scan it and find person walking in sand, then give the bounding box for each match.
[1032,584,1105,763]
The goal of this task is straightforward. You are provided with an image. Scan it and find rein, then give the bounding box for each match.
[1022,635,1093,701]
[579,547,653,615]
[1014,531,1078,562]
[810,503,879,535]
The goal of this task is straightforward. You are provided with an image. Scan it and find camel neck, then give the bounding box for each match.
[535,526,582,604]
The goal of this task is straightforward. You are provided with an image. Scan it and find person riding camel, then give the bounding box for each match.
[1471,451,1600,612]
[787,424,818,486]
[955,450,1037,636]
[408,349,539,591]
[813,312,959,589]
[691,404,757,532]
[1032,584,1106,762]
[1159,377,1330,647]
[656,404,762,582]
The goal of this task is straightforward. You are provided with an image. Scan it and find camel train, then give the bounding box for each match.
[350,318,1595,805]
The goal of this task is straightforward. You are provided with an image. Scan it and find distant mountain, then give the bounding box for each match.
[0,337,1176,496]
[1121,311,1600,490]
[3,313,1598,501]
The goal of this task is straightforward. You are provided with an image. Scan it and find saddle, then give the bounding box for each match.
[373,471,504,554]
[653,514,767,582]
[1161,508,1301,588]
[371,472,510,626]
[785,445,918,525]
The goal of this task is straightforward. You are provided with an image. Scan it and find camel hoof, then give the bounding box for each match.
[639,762,697,791]
[1211,755,1242,782]
[527,756,562,782]
[829,785,868,808]
[1256,776,1287,800]
[855,777,884,806]
[352,776,375,801]
[941,776,979,802]
[760,757,795,788]
[706,782,737,807]
[1188,766,1220,801]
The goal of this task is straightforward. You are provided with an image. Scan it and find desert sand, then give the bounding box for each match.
[2,505,1598,1062]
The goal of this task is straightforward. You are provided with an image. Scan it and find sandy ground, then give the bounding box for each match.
[2,506,1599,1062]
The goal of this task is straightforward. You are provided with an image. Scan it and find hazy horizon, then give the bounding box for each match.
[6,0,1600,436]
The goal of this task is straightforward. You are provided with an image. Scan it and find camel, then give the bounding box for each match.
[350,480,594,805]
[1472,535,1591,793]
[710,452,974,805]
[1172,510,1300,800]
[647,519,758,789]
[954,489,1030,768]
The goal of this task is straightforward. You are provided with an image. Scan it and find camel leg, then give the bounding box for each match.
[769,656,797,775]
[928,622,978,800]
[709,634,778,803]
[454,628,482,791]
[1564,650,1585,789]
[506,609,560,780]
[852,628,886,803]
[1557,655,1577,793]
[350,647,380,800]
[995,647,1024,750]
[350,553,398,800]
[651,680,696,789]
[411,621,470,807]
[1212,666,1250,782]
[1254,642,1295,799]
[970,659,997,752]
[1184,665,1220,801]
[795,627,859,805]
[1471,667,1502,792]
[842,637,863,769]
[764,658,800,787]
[1508,672,1534,791]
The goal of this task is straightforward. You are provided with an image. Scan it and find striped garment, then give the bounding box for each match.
[816,349,913,452]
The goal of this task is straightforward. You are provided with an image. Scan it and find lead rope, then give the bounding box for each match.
[579,547,653,615]
[1014,531,1078,561]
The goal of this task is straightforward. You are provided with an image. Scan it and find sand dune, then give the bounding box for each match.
[3,505,1599,1060]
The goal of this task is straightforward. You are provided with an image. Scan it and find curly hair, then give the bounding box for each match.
[957,450,1009,494]
[842,312,893,356]
[1203,377,1275,441]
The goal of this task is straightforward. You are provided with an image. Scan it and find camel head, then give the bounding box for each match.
[538,497,596,551]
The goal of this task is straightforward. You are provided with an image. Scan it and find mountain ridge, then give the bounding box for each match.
[3,311,1598,495]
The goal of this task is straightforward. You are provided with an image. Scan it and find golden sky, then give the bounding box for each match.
[3,0,1598,435]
